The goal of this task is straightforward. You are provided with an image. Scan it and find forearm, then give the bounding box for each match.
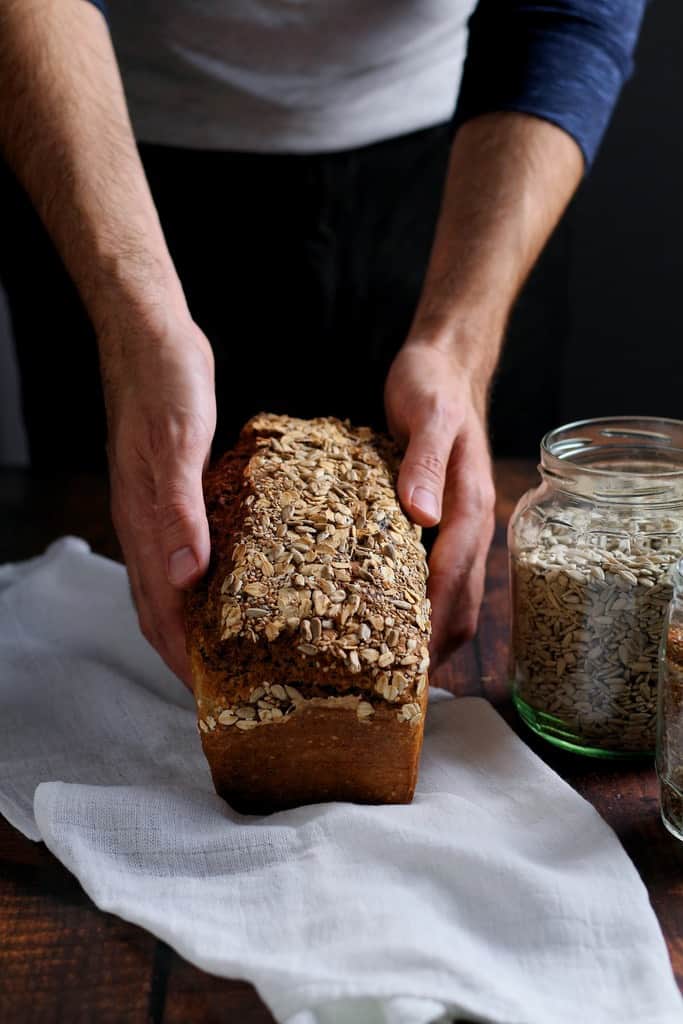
[409,112,583,399]
[0,0,184,341]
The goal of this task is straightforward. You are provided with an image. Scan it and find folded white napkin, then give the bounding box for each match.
[0,538,680,1024]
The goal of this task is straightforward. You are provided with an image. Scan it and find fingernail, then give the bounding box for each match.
[168,546,198,585]
[412,487,440,521]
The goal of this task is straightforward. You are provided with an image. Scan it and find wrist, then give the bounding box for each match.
[404,316,502,404]
[91,260,191,354]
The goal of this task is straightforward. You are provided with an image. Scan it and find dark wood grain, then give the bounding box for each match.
[0,823,156,1023]
[0,461,681,1023]
[160,957,276,1024]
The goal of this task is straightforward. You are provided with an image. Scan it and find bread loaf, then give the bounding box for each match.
[185,413,431,813]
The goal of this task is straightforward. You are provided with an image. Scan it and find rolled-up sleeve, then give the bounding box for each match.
[82,0,108,16]
[455,0,649,167]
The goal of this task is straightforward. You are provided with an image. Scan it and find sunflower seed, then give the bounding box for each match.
[512,507,680,753]
[298,643,318,656]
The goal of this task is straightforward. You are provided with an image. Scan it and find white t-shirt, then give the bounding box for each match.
[108,1,478,153]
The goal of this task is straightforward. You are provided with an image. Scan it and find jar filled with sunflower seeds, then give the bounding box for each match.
[657,558,683,839]
[509,417,683,758]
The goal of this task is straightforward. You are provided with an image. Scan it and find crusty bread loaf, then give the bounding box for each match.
[185,413,431,813]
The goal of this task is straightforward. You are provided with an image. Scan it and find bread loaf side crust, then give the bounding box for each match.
[191,650,428,813]
[186,414,431,812]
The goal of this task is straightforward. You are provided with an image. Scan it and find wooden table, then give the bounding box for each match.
[1,461,681,1022]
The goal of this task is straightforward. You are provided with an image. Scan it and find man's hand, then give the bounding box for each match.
[385,341,495,670]
[101,315,216,687]
[0,1,220,685]
[385,112,583,670]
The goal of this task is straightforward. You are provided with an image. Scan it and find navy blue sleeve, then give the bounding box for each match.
[455,1,649,167]
[82,0,108,17]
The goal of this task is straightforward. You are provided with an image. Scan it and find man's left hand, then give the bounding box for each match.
[384,339,496,671]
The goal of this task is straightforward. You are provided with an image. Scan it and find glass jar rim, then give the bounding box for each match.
[540,416,683,504]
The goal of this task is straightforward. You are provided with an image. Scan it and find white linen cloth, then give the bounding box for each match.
[0,537,680,1024]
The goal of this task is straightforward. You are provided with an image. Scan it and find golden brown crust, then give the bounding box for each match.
[185,413,431,811]
[192,648,429,813]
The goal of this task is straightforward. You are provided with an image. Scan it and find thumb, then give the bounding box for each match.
[397,420,454,527]
[154,458,211,589]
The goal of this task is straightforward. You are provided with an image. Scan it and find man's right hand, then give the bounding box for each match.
[1,0,219,684]
[101,315,216,688]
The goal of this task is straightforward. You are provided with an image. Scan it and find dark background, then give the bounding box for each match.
[0,0,680,465]
[489,0,682,455]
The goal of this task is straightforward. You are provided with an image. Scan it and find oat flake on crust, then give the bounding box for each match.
[216,414,430,701]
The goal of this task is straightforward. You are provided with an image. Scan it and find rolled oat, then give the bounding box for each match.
[511,511,679,754]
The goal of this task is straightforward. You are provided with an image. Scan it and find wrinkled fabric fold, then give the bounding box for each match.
[1,539,680,1024]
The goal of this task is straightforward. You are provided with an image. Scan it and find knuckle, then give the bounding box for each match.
[420,394,458,430]
[146,414,211,463]
[180,414,212,455]
[175,419,211,458]
[154,495,198,536]
[407,450,447,484]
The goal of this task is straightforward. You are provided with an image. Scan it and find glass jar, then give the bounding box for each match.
[508,416,683,758]
[657,558,683,839]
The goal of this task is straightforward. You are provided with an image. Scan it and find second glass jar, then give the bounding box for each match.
[657,558,683,839]
[508,416,683,758]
